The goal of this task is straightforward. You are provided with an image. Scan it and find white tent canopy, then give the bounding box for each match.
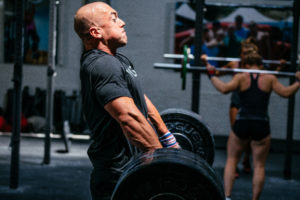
[176,3,196,21]
[220,7,278,23]
[176,3,208,23]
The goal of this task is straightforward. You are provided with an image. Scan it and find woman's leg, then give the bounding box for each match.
[230,107,252,175]
[242,143,252,173]
[251,135,271,200]
[224,131,249,197]
[229,107,239,128]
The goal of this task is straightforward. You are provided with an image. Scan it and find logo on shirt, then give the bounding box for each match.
[126,65,138,78]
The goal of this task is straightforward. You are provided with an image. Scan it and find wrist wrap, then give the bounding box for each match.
[159,132,178,148]
[207,70,216,79]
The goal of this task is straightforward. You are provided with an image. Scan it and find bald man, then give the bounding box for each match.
[74,2,179,199]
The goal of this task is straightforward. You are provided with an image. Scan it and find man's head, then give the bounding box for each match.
[212,20,221,32]
[74,2,127,54]
[235,15,243,29]
[203,28,210,41]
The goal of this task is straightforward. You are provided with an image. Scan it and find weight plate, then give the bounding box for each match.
[111,148,224,200]
[160,108,215,166]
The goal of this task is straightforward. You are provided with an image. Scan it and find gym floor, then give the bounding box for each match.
[0,134,299,200]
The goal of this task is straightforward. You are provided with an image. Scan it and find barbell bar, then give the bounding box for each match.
[154,62,297,77]
[155,45,298,90]
[163,53,300,65]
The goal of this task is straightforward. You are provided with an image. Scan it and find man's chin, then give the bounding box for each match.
[119,40,127,47]
[122,34,128,44]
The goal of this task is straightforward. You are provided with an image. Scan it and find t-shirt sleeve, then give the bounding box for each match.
[90,57,132,106]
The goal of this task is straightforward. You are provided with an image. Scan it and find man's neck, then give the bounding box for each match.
[98,44,116,56]
[84,43,117,56]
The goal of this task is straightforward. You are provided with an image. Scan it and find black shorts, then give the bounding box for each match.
[90,168,120,200]
[90,153,135,200]
[233,119,270,141]
[88,140,136,200]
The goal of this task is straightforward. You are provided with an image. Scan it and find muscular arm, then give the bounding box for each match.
[210,73,241,94]
[104,96,163,152]
[144,95,169,137]
[216,61,237,76]
[271,73,300,98]
[202,54,241,94]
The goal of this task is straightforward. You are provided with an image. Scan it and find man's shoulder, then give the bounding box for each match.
[82,49,113,65]
[81,49,123,72]
[115,53,133,67]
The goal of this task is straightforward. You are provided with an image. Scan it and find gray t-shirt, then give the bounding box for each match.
[80,49,147,167]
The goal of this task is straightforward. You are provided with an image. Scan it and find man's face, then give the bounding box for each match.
[97,6,128,48]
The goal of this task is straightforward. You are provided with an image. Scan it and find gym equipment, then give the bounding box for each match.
[181,45,188,90]
[164,53,298,65]
[154,45,298,90]
[10,0,25,189]
[160,108,215,166]
[154,62,297,76]
[43,0,60,165]
[111,148,224,200]
[111,109,219,199]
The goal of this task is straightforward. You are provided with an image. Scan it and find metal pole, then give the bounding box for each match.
[191,0,205,113]
[43,0,58,164]
[10,0,25,189]
[284,0,299,180]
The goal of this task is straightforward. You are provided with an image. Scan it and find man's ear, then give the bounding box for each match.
[89,26,102,39]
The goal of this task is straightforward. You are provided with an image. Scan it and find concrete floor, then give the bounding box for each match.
[0,134,299,200]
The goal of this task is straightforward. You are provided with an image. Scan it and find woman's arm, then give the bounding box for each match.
[202,54,241,94]
[210,75,241,94]
[271,72,300,98]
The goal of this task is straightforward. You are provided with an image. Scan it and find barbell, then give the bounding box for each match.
[154,45,298,90]
[160,108,215,166]
[111,108,223,200]
[164,53,299,65]
[111,149,224,200]
[154,62,297,76]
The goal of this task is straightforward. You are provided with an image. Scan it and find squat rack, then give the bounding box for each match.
[9,0,59,188]
[10,0,25,189]
[183,0,299,179]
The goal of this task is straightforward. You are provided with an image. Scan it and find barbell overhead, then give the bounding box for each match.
[154,62,297,77]
[163,53,299,65]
